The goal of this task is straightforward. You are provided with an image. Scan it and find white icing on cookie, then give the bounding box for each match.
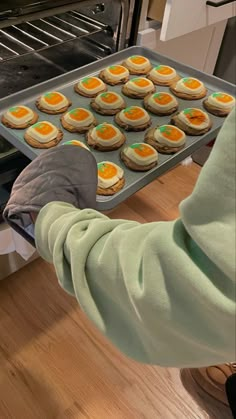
[77,77,105,95]
[63,140,89,150]
[27,121,58,143]
[97,161,124,189]
[123,143,158,166]
[39,92,69,111]
[119,106,150,127]
[64,108,94,127]
[175,78,205,95]
[147,92,178,111]
[178,108,210,130]
[95,92,125,109]
[125,78,154,94]
[103,65,129,81]
[153,125,186,147]
[125,56,151,71]
[4,106,34,125]
[207,92,235,109]
[149,65,177,82]
[91,123,123,146]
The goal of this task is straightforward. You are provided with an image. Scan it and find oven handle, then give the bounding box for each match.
[5,218,36,247]
[206,0,235,6]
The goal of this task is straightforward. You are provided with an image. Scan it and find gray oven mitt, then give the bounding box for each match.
[3,145,98,236]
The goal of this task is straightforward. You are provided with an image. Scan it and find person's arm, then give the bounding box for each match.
[35,108,236,367]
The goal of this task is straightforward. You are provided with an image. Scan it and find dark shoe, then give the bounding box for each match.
[189,363,236,406]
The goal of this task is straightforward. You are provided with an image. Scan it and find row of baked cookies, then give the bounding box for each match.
[1,104,214,151]
[2,86,234,138]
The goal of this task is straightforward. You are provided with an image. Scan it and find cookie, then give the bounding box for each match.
[99,65,129,85]
[121,143,158,171]
[145,125,186,154]
[122,77,155,99]
[74,77,107,97]
[86,123,126,151]
[62,140,90,150]
[90,91,126,115]
[36,92,71,114]
[147,65,180,86]
[24,121,63,148]
[97,161,125,195]
[1,106,38,129]
[170,77,207,100]
[203,92,235,117]
[61,108,97,133]
[171,108,212,135]
[144,92,178,116]
[122,55,152,75]
[115,106,151,131]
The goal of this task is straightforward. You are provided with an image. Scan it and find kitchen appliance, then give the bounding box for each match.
[0,0,141,217]
[1,45,234,214]
[0,0,142,276]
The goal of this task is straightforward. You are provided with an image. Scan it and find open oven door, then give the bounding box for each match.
[0,0,142,253]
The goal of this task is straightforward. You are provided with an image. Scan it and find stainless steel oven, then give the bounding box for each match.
[0,0,142,276]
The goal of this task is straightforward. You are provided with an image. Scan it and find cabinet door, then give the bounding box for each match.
[137,20,227,74]
[148,0,236,40]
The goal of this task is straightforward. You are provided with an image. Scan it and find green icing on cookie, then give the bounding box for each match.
[98,162,107,172]
[130,143,144,149]
[212,92,224,98]
[159,125,172,135]
[183,108,195,116]
[96,123,107,132]
[81,77,92,84]
[69,108,79,115]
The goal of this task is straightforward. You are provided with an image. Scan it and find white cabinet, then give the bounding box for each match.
[146,0,236,40]
[137,0,229,74]
[137,20,227,74]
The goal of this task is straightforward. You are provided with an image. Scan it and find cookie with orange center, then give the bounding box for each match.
[86,123,126,151]
[144,92,178,116]
[122,77,155,99]
[147,65,180,86]
[115,106,151,131]
[97,161,125,196]
[203,92,235,117]
[61,108,97,133]
[99,65,129,85]
[1,106,38,129]
[74,76,107,98]
[121,143,158,172]
[145,125,186,154]
[62,140,90,150]
[122,55,152,75]
[90,91,126,115]
[24,121,63,148]
[171,108,212,135]
[36,91,71,114]
[170,77,207,100]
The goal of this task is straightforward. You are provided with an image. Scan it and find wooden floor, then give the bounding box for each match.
[0,163,231,419]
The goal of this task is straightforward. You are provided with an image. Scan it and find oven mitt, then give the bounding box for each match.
[3,145,98,240]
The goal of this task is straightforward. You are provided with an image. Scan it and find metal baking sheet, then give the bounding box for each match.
[0,46,235,210]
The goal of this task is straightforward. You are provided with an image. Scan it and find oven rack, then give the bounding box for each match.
[0,10,110,62]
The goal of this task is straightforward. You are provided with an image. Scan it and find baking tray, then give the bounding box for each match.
[0,46,235,211]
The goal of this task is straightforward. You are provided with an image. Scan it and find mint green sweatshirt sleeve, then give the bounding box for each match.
[35,107,236,367]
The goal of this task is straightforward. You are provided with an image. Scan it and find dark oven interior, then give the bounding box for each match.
[0,0,141,219]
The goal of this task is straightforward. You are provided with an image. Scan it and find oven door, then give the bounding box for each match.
[0,0,142,272]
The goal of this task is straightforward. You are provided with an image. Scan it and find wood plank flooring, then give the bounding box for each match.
[0,164,231,419]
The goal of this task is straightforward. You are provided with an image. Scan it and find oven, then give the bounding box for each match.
[0,0,142,276]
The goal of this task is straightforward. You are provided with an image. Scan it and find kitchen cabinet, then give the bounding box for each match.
[146,0,236,40]
[138,0,229,74]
